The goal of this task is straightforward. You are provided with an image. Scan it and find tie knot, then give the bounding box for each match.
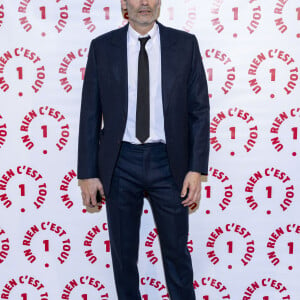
[139,36,151,48]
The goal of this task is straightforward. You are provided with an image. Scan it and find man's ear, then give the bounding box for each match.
[121,0,127,10]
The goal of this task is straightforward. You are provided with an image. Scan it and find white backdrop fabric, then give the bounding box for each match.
[0,0,299,299]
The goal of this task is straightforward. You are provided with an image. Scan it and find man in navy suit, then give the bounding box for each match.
[78,0,209,299]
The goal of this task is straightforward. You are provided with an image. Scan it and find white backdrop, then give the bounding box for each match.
[0,0,299,299]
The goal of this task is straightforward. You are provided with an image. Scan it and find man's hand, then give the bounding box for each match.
[78,178,105,207]
[180,171,201,207]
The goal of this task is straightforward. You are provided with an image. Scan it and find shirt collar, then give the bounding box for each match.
[128,22,159,45]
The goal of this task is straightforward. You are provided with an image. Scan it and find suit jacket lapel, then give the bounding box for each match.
[110,24,129,120]
[158,22,177,114]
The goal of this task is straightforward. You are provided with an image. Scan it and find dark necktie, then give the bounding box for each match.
[136,36,151,143]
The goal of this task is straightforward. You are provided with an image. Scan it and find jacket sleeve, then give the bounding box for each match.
[77,39,102,179]
[187,35,210,175]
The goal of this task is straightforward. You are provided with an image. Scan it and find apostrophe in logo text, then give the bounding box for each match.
[248,49,298,98]
[61,276,109,299]
[200,167,233,215]
[242,278,291,299]
[210,107,258,156]
[273,0,300,38]
[0,48,45,97]
[210,0,263,38]
[22,221,71,268]
[203,49,236,99]
[20,106,70,155]
[18,0,69,37]
[270,108,300,157]
[0,166,47,213]
[206,223,255,269]
[83,223,111,268]
[160,0,197,33]
[58,48,89,94]
[193,276,231,299]
[245,167,295,214]
[1,276,48,299]
[267,224,300,271]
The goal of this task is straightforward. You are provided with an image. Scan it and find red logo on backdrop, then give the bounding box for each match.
[210,107,258,156]
[203,49,236,99]
[270,108,300,157]
[144,228,194,265]
[0,2,4,29]
[245,167,294,214]
[0,227,10,265]
[0,113,7,150]
[193,276,231,299]
[83,223,111,267]
[60,169,106,213]
[20,106,70,155]
[58,48,89,93]
[140,276,169,299]
[1,276,49,299]
[248,49,298,98]
[200,167,233,215]
[22,221,71,268]
[242,278,290,299]
[81,1,127,33]
[0,48,45,96]
[160,0,197,33]
[206,223,255,269]
[17,0,69,37]
[267,224,300,271]
[0,166,47,212]
[210,0,262,38]
[273,1,300,38]
[61,276,109,299]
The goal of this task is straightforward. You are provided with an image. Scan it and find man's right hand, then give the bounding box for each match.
[78,178,105,207]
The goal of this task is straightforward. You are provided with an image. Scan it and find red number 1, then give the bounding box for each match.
[296,7,300,20]
[17,67,23,80]
[291,127,298,140]
[227,241,233,253]
[19,184,25,196]
[232,7,238,20]
[229,127,236,139]
[43,240,49,252]
[270,68,276,81]
[288,242,294,254]
[266,186,272,198]
[207,68,213,81]
[80,67,86,80]
[103,7,110,20]
[40,6,46,19]
[204,186,211,198]
[41,125,47,138]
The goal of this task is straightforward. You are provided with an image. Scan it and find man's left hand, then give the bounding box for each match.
[181,171,202,207]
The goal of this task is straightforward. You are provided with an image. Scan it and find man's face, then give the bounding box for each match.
[121,0,161,29]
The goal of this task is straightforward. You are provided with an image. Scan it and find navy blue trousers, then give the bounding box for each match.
[105,142,195,300]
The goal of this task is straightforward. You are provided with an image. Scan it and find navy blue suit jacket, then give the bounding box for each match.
[77,22,210,196]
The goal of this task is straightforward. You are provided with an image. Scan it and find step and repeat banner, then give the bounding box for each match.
[0,0,299,299]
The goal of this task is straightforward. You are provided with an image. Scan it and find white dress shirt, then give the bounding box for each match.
[122,23,166,144]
